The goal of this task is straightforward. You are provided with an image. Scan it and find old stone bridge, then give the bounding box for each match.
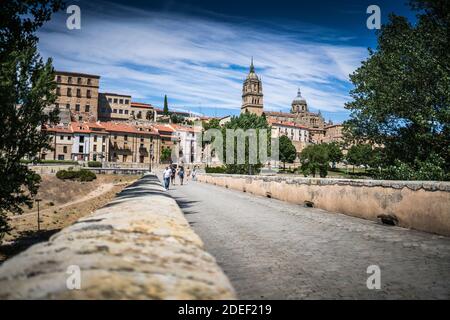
[0,173,449,299]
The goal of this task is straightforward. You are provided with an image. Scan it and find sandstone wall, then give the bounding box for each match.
[197,174,450,236]
[0,174,235,299]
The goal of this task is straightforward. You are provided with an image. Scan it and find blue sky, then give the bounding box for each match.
[38,0,415,123]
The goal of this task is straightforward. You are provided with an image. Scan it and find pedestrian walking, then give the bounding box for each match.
[192,166,197,181]
[186,166,191,183]
[163,166,172,190]
[171,165,176,185]
[178,166,185,185]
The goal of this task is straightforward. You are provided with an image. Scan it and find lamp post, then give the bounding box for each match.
[149,143,154,173]
[35,198,42,231]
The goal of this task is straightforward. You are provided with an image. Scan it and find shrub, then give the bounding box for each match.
[205,166,226,174]
[376,154,449,181]
[87,161,102,168]
[56,169,96,182]
[77,169,97,182]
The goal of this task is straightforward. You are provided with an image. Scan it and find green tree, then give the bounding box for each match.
[170,113,184,124]
[0,0,62,241]
[344,0,450,175]
[163,95,169,115]
[160,147,172,163]
[325,142,343,168]
[279,135,297,170]
[222,113,271,175]
[346,144,373,172]
[299,144,329,178]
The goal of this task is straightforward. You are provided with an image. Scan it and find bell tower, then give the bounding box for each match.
[241,58,264,116]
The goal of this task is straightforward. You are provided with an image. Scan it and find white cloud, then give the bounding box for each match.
[38,1,368,119]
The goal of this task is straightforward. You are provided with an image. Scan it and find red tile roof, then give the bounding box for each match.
[131,102,154,109]
[269,120,309,130]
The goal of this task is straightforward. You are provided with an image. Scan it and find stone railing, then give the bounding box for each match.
[0,174,235,299]
[197,174,450,237]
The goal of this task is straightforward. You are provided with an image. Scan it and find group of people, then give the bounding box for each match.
[162,164,198,191]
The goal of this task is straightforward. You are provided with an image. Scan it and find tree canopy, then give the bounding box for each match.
[279,135,297,169]
[344,0,449,179]
[0,0,62,240]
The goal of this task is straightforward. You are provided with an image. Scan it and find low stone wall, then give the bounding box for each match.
[0,174,235,299]
[197,174,450,236]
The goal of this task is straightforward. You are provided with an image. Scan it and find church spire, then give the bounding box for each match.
[250,57,255,73]
[297,87,302,98]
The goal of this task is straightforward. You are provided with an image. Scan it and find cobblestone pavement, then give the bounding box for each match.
[167,180,450,299]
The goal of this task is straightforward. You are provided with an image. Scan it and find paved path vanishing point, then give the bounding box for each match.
[165,179,450,299]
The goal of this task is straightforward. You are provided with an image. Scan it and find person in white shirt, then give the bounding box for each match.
[163,167,172,190]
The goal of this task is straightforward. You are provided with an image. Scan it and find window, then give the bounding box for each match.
[75,104,80,111]
[140,138,144,142]
[67,136,71,140]
[60,135,64,140]
[125,110,129,114]
[124,99,129,104]
[108,98,112,103]
[67,88,72,96]
[124,135,128,141]
[119,99,123,104]
[58,155,64,160]
[94,135,97,142]
[56,87,61,95]
[57,75,61,82]
[68,76,72,84]
[114,135,117,140]
[131,111,134,115]
[79,136,84,143]
[86,90,91,98]
[77,77,81,84]
[119,109,123,114]
[113,98,118,103]
[76,88,81,97]
[123,155,127,162]
[85,105,90,112]
[93,154,97,161]
[63,146,67,153]
[66,103,70,109]
[93,145,97,152]
[102,136,106,142]
[113,109,117,113]
[79,145,83,153]
[78,116,82,121]
[102,145,105,152]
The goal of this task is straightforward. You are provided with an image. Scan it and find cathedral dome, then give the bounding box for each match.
[292,88,306,104]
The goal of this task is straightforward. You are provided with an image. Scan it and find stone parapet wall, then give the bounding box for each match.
[0,174,235,299]
[197,174,450,236]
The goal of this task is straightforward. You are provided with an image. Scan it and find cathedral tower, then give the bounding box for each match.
[241,58,264,116]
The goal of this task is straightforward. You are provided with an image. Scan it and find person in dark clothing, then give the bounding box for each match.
[178,166,185,185]
[170,165,176,185]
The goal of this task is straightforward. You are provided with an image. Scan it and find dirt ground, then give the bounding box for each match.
[0,174,141,264]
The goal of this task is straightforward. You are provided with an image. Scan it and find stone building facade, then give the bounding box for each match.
[54,71,100,122]
[98,93,132,121]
